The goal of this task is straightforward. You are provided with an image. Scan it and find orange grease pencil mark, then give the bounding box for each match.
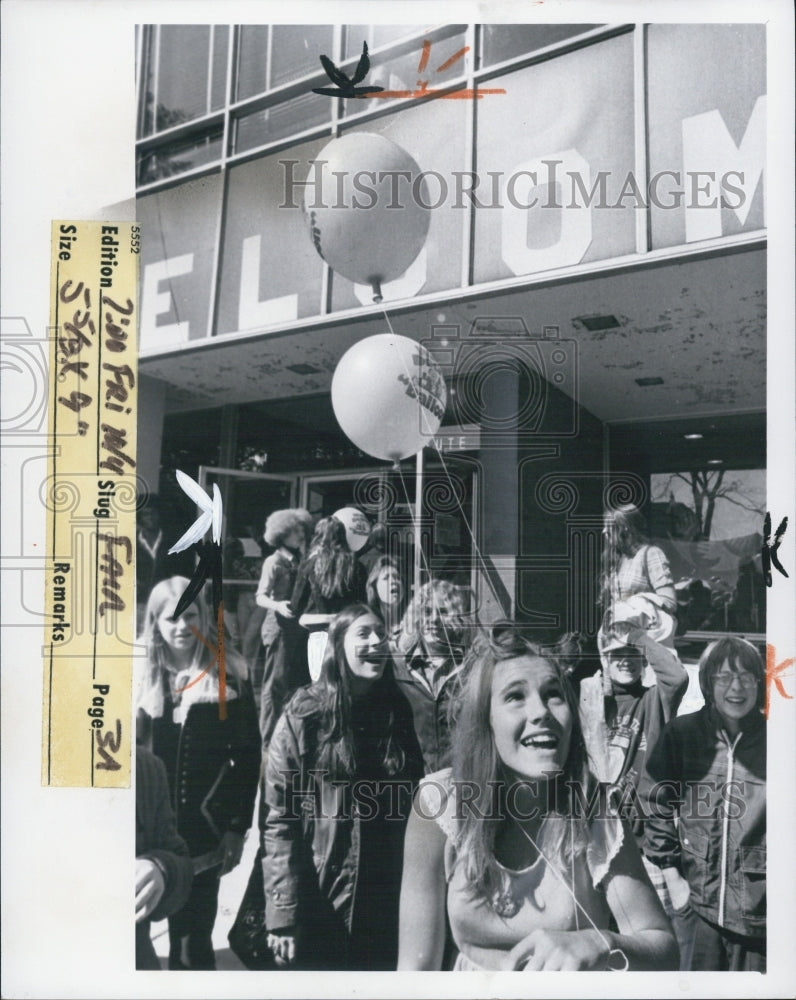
[764,644,794,719]
[417,38,432,74]
[371,87,505,100]
[361,38,504,102]
[436,45,469,73]
[174,601,228,720]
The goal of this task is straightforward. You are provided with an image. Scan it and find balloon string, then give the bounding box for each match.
[426,439,508,614]
[381,307,396,337]
[381,305,507,617]
[513,816,629,971]
[392,462,463,665]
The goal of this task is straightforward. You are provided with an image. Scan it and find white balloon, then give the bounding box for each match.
[303,133,430,301]
[331,334,447,463]
[333,507,371,553]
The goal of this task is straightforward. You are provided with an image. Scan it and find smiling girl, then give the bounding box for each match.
[263,604,423,970]
[644,636,766,971]
[397,625,678,972]
[136,576,261,969]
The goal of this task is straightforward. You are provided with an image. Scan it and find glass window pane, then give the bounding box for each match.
[156,26,211,130]
[137,131,223,186]
[480,24,600,65]
[216,136,329,333]
[342,30,469,119]
[211,25,229,110]
[473,33,636,283]
[237,26,270,100]
[651,468,766,633]
[138,173,223,348]
[647,24,766,250]
[344,25,423,59]
[234,91,331,153]
[271,25,335,88]
[330,97,467,310]
[139,28,157,137]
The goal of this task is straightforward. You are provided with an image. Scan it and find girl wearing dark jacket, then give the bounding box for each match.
[643,636,766,971]
[263,604,424,970]
[136,576,261,970]
[289,516,367,682]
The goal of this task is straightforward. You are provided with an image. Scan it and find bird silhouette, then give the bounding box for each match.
[312,41,385,99]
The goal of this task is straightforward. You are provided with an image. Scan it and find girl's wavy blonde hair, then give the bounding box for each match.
[138,576,248,717]
[396,578,474,656]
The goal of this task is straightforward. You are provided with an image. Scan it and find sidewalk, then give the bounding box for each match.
[151,794,262,971]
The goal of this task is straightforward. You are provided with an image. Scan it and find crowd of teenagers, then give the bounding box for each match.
[134,503,766,974]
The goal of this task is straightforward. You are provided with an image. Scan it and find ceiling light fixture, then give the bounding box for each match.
[684,433,703,440]
[574,314,622,332]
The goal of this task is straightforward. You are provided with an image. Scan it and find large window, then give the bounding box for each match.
[610,413,766,638]
[135,24,766,344]
[650,468,765,635]
[139,25,229,136]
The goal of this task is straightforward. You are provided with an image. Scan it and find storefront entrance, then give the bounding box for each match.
[198,453,480,648]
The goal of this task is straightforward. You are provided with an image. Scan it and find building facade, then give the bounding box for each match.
[135,22,766,646]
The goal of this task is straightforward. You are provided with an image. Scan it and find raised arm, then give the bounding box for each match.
[631,629,688,721]
[397,794,448,970]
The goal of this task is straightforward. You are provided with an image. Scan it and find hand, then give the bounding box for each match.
[218,830,245,876]
[506,928,610,971]
[276,601,294,618]
[135,858,165,923]
[267,928,298,967]
[622,625,648,646]
[662,867,691,911]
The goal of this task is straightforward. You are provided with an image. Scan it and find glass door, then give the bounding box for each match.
[198,466,297,659]
[299,460,479,603]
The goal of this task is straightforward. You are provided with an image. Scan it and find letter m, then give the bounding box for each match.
[682,95,766,242]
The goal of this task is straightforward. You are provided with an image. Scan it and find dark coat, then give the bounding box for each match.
[262,677,423,969]
[139,689,261,855]
[391,645,464,775]
[643,706,766,939]
[135,745,193,970]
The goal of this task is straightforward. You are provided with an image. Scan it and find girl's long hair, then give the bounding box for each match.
[139,576,248,716]
[450,624,598,909]
[396,578,474,658]
[600,504,648,610]
[305,516,360,599]
[294,604,408,781]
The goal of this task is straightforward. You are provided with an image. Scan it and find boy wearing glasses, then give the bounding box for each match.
[644,636,766,971]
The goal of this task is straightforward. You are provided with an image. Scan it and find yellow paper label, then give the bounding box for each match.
[42,221,139,787]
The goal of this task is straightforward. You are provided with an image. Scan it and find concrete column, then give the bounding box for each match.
[477,366,519,620]
[136,374,167,498]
